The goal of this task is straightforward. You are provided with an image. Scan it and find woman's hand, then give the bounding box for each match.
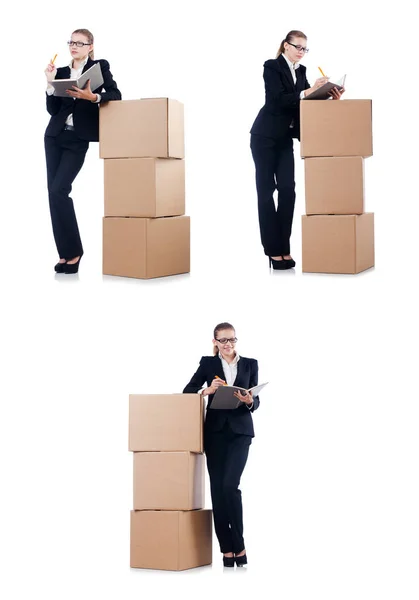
[329,86,345,100]
[234,389,253,405]
[45,62,57,82]
[203,377,226,396]
[313,76,329,90]
[66,80,97,101]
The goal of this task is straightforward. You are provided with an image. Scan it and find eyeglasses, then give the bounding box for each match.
[287,42,309,54]
[215,337,238,344]
[67,41,91,47]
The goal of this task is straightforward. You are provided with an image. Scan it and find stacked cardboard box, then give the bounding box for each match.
[100,98,190,279]
[300,100,375,274]
[129,394,212,571]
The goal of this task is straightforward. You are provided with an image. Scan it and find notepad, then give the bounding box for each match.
[304,75,346,100]
[49,62,104,97]
[209,382,268,409]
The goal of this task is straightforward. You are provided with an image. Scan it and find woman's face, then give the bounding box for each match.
[68,33,93,61]
[213,329,237,358]
[284,37,308,63]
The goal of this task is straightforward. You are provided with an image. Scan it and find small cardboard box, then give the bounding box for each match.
[300,100,372,158]
[133,452,205,510]
[130,509,212,571]
[99,98,184,159]
[103,216,190,279]
[302,213,374,274]
[129,394,204,453]
[104,158,185,218]
[304,156,365,215]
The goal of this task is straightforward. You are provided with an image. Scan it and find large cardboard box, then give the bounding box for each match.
[133,452,205,510]
[104,158,185,218]
[302,213,374,274]
[130,509,212,571]
[300,100,372,158]
[129,394,204,452]
[99,98,184,159]
[305,157,364,215]
[103,216,190,279]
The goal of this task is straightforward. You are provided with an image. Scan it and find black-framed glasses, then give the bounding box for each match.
[215,337,238,344]
[288,42,309,53]
[67,40,91,47]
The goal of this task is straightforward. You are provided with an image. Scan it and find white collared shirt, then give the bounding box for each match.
[46,56,101,126]
[219,352,240,386]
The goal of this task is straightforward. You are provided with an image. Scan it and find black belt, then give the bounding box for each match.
[64,124,75,131]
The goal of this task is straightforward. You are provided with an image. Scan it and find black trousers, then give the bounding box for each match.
[44,130,89,259]
[250,132,296,256]
[204,422,252,554]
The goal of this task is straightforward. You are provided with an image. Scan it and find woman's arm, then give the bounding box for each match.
[182,358,208,393]
[98,59,122,102]
[248,359,260,412]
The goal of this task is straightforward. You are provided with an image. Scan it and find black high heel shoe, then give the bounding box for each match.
[54,261,66,273]
[269,257,290,271]
[63,256,82,274]
[282,255,296,268]
[223,556,235,567]
[235,553,247,567]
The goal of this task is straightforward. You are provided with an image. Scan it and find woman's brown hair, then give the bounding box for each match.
[72,28,95,59]
[213,322,235,355]
[276,30,307,58]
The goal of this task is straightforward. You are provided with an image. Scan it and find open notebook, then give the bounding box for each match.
[304,75,346,100]
[49,62,104,98]
[209,382,269,409]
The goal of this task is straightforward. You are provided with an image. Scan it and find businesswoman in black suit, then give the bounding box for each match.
[44,28,121,274]
[250,30,344,270]
[183,322,260,568]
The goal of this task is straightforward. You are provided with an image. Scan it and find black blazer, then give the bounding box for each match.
[250,54,310,141]
[183,355,260,437]
[45,57,122,141]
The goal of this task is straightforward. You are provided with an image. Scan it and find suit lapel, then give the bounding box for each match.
[277,54,295,89]
[295,66,304,93]
[213,355,226,381]
[82,57,94,74]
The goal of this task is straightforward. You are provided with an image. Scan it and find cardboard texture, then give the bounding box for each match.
[129,394,204,452]
[304,157,365,215]
[302,213,375,274]
[102,216,190,279]
[300,100,373,158]
[133,452,205,510]
[99,98,184,159]
[104,158,185,218]
[130,509,212,571]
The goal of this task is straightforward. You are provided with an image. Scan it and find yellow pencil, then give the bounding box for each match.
[318,66,326,77]
[215,375,227,385]
[51,54,57,65]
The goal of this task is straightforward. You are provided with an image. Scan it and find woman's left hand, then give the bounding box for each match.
[234,390,253,405]
[66,80,97,101]
[330,86,345,100]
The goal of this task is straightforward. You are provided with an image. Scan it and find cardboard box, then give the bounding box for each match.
[130,509,212,571]
[300,100,372,158]
[104,158,185,218]
[133,452,205,510]
[99,98,184,159]
[129,394,204,452]
[103,216,190,279]
[302,213,374,274]
[305,157,364,215]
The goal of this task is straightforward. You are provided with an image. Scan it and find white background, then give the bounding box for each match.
[1,1,419,598]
